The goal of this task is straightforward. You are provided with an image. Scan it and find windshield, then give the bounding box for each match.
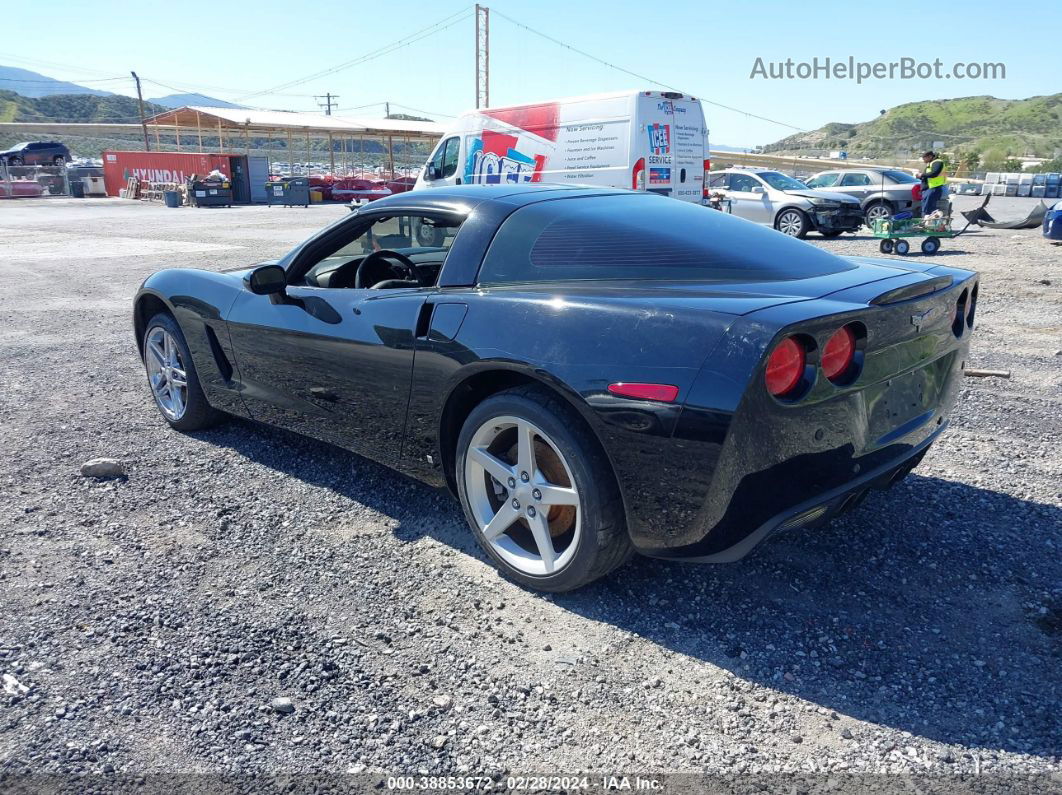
[882,169,918,184]
[757,171,810,191]
[9,142,30,150]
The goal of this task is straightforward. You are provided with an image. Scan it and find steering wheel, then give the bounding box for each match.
[353,249,418,289]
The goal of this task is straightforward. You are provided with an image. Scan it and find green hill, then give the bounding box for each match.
[763,94,1062,158]
[0,89,167,124]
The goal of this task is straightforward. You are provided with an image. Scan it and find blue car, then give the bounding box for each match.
[1043,200,1062,241]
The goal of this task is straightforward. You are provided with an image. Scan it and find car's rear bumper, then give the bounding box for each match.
[611,269,974,561]
[643,424,939,562]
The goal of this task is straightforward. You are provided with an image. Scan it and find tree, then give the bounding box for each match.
[958,150,980,172]
[981,148,1015,172]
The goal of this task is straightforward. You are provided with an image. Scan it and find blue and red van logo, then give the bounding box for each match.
[647,123,671,155]
[465,130,546,184]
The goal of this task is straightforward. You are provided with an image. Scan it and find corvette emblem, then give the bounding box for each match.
[910,308,935,331]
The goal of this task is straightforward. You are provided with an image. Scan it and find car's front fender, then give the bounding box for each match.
[133,268,248,417]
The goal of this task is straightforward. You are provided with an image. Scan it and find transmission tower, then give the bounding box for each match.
[475,4,489,108]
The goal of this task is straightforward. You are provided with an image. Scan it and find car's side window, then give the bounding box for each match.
[807,173,839,188]
[428,137,459,180]
[840,172,871,186]
[708,173,729,189]
[300,213,464,290]
[729,174,760,192]
[440,138,460,179]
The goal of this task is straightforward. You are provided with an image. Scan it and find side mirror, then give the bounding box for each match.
[425,163,439,180]
[751,186,765,195]
[245,264,287,295]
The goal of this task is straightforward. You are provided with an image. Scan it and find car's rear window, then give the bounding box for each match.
[882,169,918,184]
[478,194,856,284]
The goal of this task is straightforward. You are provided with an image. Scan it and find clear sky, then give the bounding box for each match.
[2,0,1056,146]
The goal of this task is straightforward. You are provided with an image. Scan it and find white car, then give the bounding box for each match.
[707,168,864,238]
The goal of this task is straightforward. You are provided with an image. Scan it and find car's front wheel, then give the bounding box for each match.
[9,156,23,166]
[775,208,809,238]
[53,155,66,166]
[142,312,225,432]
[456,385,631,592]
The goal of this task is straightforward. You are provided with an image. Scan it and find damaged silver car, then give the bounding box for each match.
[707,168,864,239]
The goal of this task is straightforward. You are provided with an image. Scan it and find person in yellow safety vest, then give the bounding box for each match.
[918,151,947,216]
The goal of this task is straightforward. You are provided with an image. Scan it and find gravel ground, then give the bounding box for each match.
[0,197,1059,786]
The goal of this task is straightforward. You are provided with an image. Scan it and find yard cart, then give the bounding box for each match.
[870,205,975,255]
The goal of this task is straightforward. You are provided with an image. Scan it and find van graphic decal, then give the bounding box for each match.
[647,123,671,155]
[465,130,547,184]
[480,104,560,141]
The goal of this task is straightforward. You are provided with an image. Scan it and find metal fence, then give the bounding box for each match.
[0,163,71,198]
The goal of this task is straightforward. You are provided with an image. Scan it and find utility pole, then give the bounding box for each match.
[475,4,489,108]
[131,71,150,151]
[385,101,390,118]
[315,93,339,115]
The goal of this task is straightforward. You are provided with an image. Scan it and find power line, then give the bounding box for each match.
[491,9,806,133]
[235,6,474,101]
[0,76,129,84]
[389,102,457,118]
[139,76,319,100]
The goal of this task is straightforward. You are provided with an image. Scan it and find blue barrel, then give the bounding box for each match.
[163,190,181,208]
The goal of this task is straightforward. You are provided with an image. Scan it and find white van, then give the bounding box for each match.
[414,89,710,203]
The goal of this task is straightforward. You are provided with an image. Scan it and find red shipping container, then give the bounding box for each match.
[102,151,239,197]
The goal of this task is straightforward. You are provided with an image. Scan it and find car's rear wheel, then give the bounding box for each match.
[142,312,225,432]
[775,208,808,238]
[456,385,631,592]
[53,155,66,166]
[864,201,892,225]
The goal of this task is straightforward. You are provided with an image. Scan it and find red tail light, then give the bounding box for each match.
[702,158,711,198]
[821,326,856,381]
[765,337,806,397]
[608,382,679,402]
[632,158,646,191]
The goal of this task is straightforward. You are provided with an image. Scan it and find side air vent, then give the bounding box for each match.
[204,325,234,382]
[870,275,953,306]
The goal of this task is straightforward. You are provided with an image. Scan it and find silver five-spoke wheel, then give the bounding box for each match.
[145,326,188,421]
[464,415,581,576]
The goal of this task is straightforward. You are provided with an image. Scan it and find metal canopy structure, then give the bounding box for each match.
[139,105,446,174]
[144,105,445,140]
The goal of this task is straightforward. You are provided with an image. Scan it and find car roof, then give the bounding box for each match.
[362,183,634,213]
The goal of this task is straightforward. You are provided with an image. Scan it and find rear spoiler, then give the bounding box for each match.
[870,275,953,306]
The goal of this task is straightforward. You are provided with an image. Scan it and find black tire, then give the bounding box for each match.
[894,239,910,255]
[53,155,65,166]
[921,236,940,254]
[879,239,894,254]
[9,156,22,166]
[775,208,808,239]
[455,385,632,592]
[142,312,226,432]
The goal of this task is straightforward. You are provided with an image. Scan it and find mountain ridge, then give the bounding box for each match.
[763,93,1062,158]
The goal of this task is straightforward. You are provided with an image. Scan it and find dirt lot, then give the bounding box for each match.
[0,196,1059,784]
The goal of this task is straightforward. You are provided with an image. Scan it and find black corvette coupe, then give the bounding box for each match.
[134,184,977,592]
